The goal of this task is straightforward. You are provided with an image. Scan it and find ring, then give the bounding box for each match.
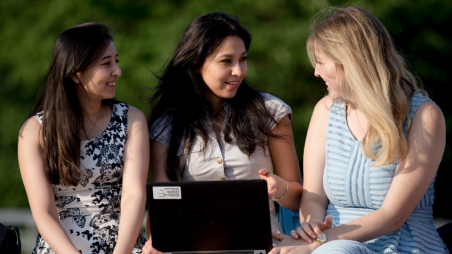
[278,232,282,241]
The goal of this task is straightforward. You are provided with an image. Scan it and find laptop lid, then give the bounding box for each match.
[146,180,273,254]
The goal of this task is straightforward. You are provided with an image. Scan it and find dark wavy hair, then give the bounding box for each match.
[31,22,118,186]
[148,12,281,181]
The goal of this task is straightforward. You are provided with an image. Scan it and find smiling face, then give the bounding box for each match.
[314,44,343,100]
[74,41,121,103]
[200,35,247,109]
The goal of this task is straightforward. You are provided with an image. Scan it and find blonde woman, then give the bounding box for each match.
[270,7,448,254]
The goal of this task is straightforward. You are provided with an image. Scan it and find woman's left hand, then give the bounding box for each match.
[259,168,285,199]
[269,232,318,254]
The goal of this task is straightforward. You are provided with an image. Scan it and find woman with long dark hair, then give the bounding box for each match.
[18,22,149,253]
[142,12,303,254]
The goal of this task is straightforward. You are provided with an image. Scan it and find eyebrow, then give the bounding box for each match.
[217,51,247,58]
[101,54,119,61]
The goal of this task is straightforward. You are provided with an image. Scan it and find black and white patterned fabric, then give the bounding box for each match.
[32,103,146,254]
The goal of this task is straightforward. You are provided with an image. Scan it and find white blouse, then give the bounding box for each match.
[149,93,292,181]
[149,93,292,239]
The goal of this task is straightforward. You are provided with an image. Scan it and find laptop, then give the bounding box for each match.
[146,180,273,254]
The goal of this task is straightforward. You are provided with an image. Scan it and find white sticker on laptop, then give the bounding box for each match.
[153,187,182,199]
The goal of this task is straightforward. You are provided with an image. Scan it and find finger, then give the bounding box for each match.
[142,239,152,253]
[290,229,299,239]
[268,247,280,254]
[311,221,324,238]
[280,233,289,240]
[324,216,333,229]
[317,216,333,232]
[301,222,317,239]
[296,226,313,243]
[271,232,289,241]
[258,168,270,176]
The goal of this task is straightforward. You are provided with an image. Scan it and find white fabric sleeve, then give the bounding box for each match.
[260,93,292,130]
[149,113,172,148]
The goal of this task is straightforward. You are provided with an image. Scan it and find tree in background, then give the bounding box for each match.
[1,0,451,218]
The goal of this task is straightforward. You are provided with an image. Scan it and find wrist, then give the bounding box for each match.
[309,238,322,251]
[272,179,288,202]
[316,231,328,246]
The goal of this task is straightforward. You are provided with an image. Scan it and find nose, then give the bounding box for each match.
[314,65,321,77]
[231,62,245,77]
[113,62,122,77]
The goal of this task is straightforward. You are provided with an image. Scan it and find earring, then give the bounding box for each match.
[76,78,80,83]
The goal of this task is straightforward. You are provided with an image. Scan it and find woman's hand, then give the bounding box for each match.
[269,232,319,254]
[142,238,164,254]
[258,168,285,200]
[292,216,333,243]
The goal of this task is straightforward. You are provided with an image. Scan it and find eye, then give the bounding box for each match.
[220,59,231,63]
[115,60,120,64]
[102,61,110,66]
[240,56,247,61]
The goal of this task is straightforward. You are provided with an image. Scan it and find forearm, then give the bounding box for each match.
[275,180,303,211]
[323,208,399,243]
[32,210,80,254]
[114,192,146,254]
[299,189,327,222]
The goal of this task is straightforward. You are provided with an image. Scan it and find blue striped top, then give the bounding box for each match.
[321,93,448,253]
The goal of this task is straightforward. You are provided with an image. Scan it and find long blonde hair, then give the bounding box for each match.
[307,6,425,166]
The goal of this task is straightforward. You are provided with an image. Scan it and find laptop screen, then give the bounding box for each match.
[146,180,273,254]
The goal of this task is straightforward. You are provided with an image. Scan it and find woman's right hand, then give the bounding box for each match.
[142,238,164,254]
[291,216,333,243]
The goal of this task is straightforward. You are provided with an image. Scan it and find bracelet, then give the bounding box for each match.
[316,232,327,245]
[272,180,288,202]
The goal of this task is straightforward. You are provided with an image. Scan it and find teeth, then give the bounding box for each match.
[107,82,116,86]
[325,82,329,86]
[226,81,239,85]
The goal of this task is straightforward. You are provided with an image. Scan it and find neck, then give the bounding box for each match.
[78,96,103,120]
[76,87,103,118]
[80,101,102,119]
[207,97,224,111]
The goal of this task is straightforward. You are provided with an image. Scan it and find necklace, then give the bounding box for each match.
[355,109,365,140]
[83,108,101,140]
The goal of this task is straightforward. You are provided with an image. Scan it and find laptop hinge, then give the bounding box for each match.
[163,250,266,254]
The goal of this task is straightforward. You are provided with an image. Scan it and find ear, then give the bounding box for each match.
[70,75,80,84]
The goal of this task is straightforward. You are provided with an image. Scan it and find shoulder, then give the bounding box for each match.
[259,92,289,107]
[412,101,444,131]
[20,117,42,132]
[150,109,173,129]
[112,102,129,114]
[259,92,292,121]
[127,106,146,123]
[18,117,42,145]
[312,96,333,120]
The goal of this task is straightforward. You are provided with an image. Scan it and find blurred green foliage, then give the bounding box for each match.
[1,0,451,217]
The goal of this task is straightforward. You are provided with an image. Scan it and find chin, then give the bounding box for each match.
[327,92,342,101]
[225,93,238,99]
